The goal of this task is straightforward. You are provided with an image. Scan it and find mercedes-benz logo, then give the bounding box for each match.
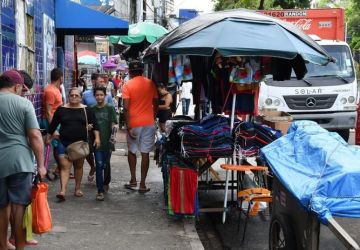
[305,97,317,107]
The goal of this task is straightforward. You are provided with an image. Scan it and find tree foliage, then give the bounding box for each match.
[347,0,360,49]
[213,0,310,11]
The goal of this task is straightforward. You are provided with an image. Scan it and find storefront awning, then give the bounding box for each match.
[55,0,128,36]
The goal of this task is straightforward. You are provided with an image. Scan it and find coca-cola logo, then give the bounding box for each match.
[288,19,312,31]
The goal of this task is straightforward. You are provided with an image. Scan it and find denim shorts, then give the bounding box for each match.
[57,140,67,157]
[0,172,33,208]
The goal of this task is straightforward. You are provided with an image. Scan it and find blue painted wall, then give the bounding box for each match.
[2,0,16,71]
[1,0,55,87]
[34,0,55,87]
[1,0,57,119]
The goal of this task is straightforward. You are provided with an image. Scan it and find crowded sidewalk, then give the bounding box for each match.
[32,129,203,250]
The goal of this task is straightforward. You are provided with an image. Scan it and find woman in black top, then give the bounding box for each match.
[156,83,173,132]
[46,88,100,201]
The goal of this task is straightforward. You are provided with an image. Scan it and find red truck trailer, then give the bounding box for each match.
[257,8,345,41]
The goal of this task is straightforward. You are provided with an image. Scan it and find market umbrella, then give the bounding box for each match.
[77,50,97,65]
[143,9,334,66]
[109,22,168,45]
[102,59,117,70]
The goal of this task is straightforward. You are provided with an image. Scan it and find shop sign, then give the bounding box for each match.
[75,35,94,43]
[96,41,109,54]
[99,53,108,64]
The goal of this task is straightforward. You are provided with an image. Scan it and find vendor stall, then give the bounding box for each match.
[144,9,334,219]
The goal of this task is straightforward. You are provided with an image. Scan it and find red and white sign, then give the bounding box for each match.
[257,8,345,41]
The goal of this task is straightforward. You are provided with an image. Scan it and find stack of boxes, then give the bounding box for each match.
[259,109,293,136]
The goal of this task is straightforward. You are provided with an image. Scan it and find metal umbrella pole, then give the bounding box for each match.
[222,93,237,223]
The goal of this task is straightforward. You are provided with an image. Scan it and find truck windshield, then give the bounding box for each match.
[304,45,355,79]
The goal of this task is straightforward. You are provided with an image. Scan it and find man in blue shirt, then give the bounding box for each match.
[82,73,114,184]
[82,73,113,106]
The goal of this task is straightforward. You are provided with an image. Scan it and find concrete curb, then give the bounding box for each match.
[184,220,205,250]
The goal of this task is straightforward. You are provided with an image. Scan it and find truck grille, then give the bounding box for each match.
[283,94,338,110]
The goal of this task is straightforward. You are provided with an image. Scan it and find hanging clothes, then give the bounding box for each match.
[169,167,198,215]
[168,55,193,84]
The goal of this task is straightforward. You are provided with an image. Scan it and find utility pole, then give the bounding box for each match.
[130,0,137,24]
[161,0,167,27]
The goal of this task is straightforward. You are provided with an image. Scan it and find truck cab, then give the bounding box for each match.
[259,38,358,140]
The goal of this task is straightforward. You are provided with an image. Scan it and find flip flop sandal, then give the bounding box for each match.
[96,193,105,201]
[88,174,95,182]
[9,238,38,246]
[124,182,137,189]
[74,190,84,197]
[56,193,66,201]
[138,187,150,194]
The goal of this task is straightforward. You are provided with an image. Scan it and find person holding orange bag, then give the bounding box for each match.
[0,70,46,250]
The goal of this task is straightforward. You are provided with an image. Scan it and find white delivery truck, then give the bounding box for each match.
[258,9,358,140]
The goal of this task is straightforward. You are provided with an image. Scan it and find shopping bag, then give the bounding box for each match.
[32,182,52,234]
[23,204,33,241]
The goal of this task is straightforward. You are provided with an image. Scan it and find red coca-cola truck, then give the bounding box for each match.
[256,8,358,142]
[257,8,345,41]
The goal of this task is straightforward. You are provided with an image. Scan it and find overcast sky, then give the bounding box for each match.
[174,0,214,14]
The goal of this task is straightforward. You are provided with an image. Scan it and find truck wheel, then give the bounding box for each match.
[336,129,350,142]
[269,215,295,250]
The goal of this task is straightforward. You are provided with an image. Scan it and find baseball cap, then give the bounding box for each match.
[128,60,144,71]
[2,70,24,86]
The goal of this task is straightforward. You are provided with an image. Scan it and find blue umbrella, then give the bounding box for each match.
[144,9,334,66]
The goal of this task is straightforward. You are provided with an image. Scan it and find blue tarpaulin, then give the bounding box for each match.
[261,120,360,224]
[55,0,128,35]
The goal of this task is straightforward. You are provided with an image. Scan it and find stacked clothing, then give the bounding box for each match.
[179,115,233,158]
[233,121,282,153]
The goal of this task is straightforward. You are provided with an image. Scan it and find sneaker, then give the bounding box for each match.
[96,193,104,201]
[104,185,109,192]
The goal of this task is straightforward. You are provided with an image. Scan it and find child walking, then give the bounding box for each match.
[92,87,117,201]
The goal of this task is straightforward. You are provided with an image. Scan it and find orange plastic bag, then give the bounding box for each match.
[32,182,52,234]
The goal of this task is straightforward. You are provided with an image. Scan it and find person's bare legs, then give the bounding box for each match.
[10,204,26,250]
[0,205,10,250]
[73,158,84,195]
[140,153,150,189]
[127,151,137,183]
[58,156,71,196]
[86,153,95,176]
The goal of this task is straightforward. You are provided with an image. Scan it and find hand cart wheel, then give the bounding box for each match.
[269,214,295,250]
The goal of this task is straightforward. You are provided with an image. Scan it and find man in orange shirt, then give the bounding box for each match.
[42,68,63,180]
[122,61,158,193]
[43,68,63,124]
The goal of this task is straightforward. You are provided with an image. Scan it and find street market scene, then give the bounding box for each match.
[0,0,360,249]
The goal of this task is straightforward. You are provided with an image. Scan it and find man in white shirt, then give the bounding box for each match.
[180,81,192,115]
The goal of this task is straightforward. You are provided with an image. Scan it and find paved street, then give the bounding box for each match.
[18,128,359,250]
[28,132,203,250]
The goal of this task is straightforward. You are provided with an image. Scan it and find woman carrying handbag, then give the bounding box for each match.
[46,88,100,201]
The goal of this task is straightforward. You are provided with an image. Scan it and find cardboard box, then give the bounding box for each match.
[260,110,293,135]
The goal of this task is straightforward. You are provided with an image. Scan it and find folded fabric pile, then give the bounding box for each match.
[234,121,281,156]
[179,115,233,158]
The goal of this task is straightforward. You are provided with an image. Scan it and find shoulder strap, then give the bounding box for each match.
[83,107,89,140]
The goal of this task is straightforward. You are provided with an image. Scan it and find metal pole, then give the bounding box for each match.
[222,94,237,223]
